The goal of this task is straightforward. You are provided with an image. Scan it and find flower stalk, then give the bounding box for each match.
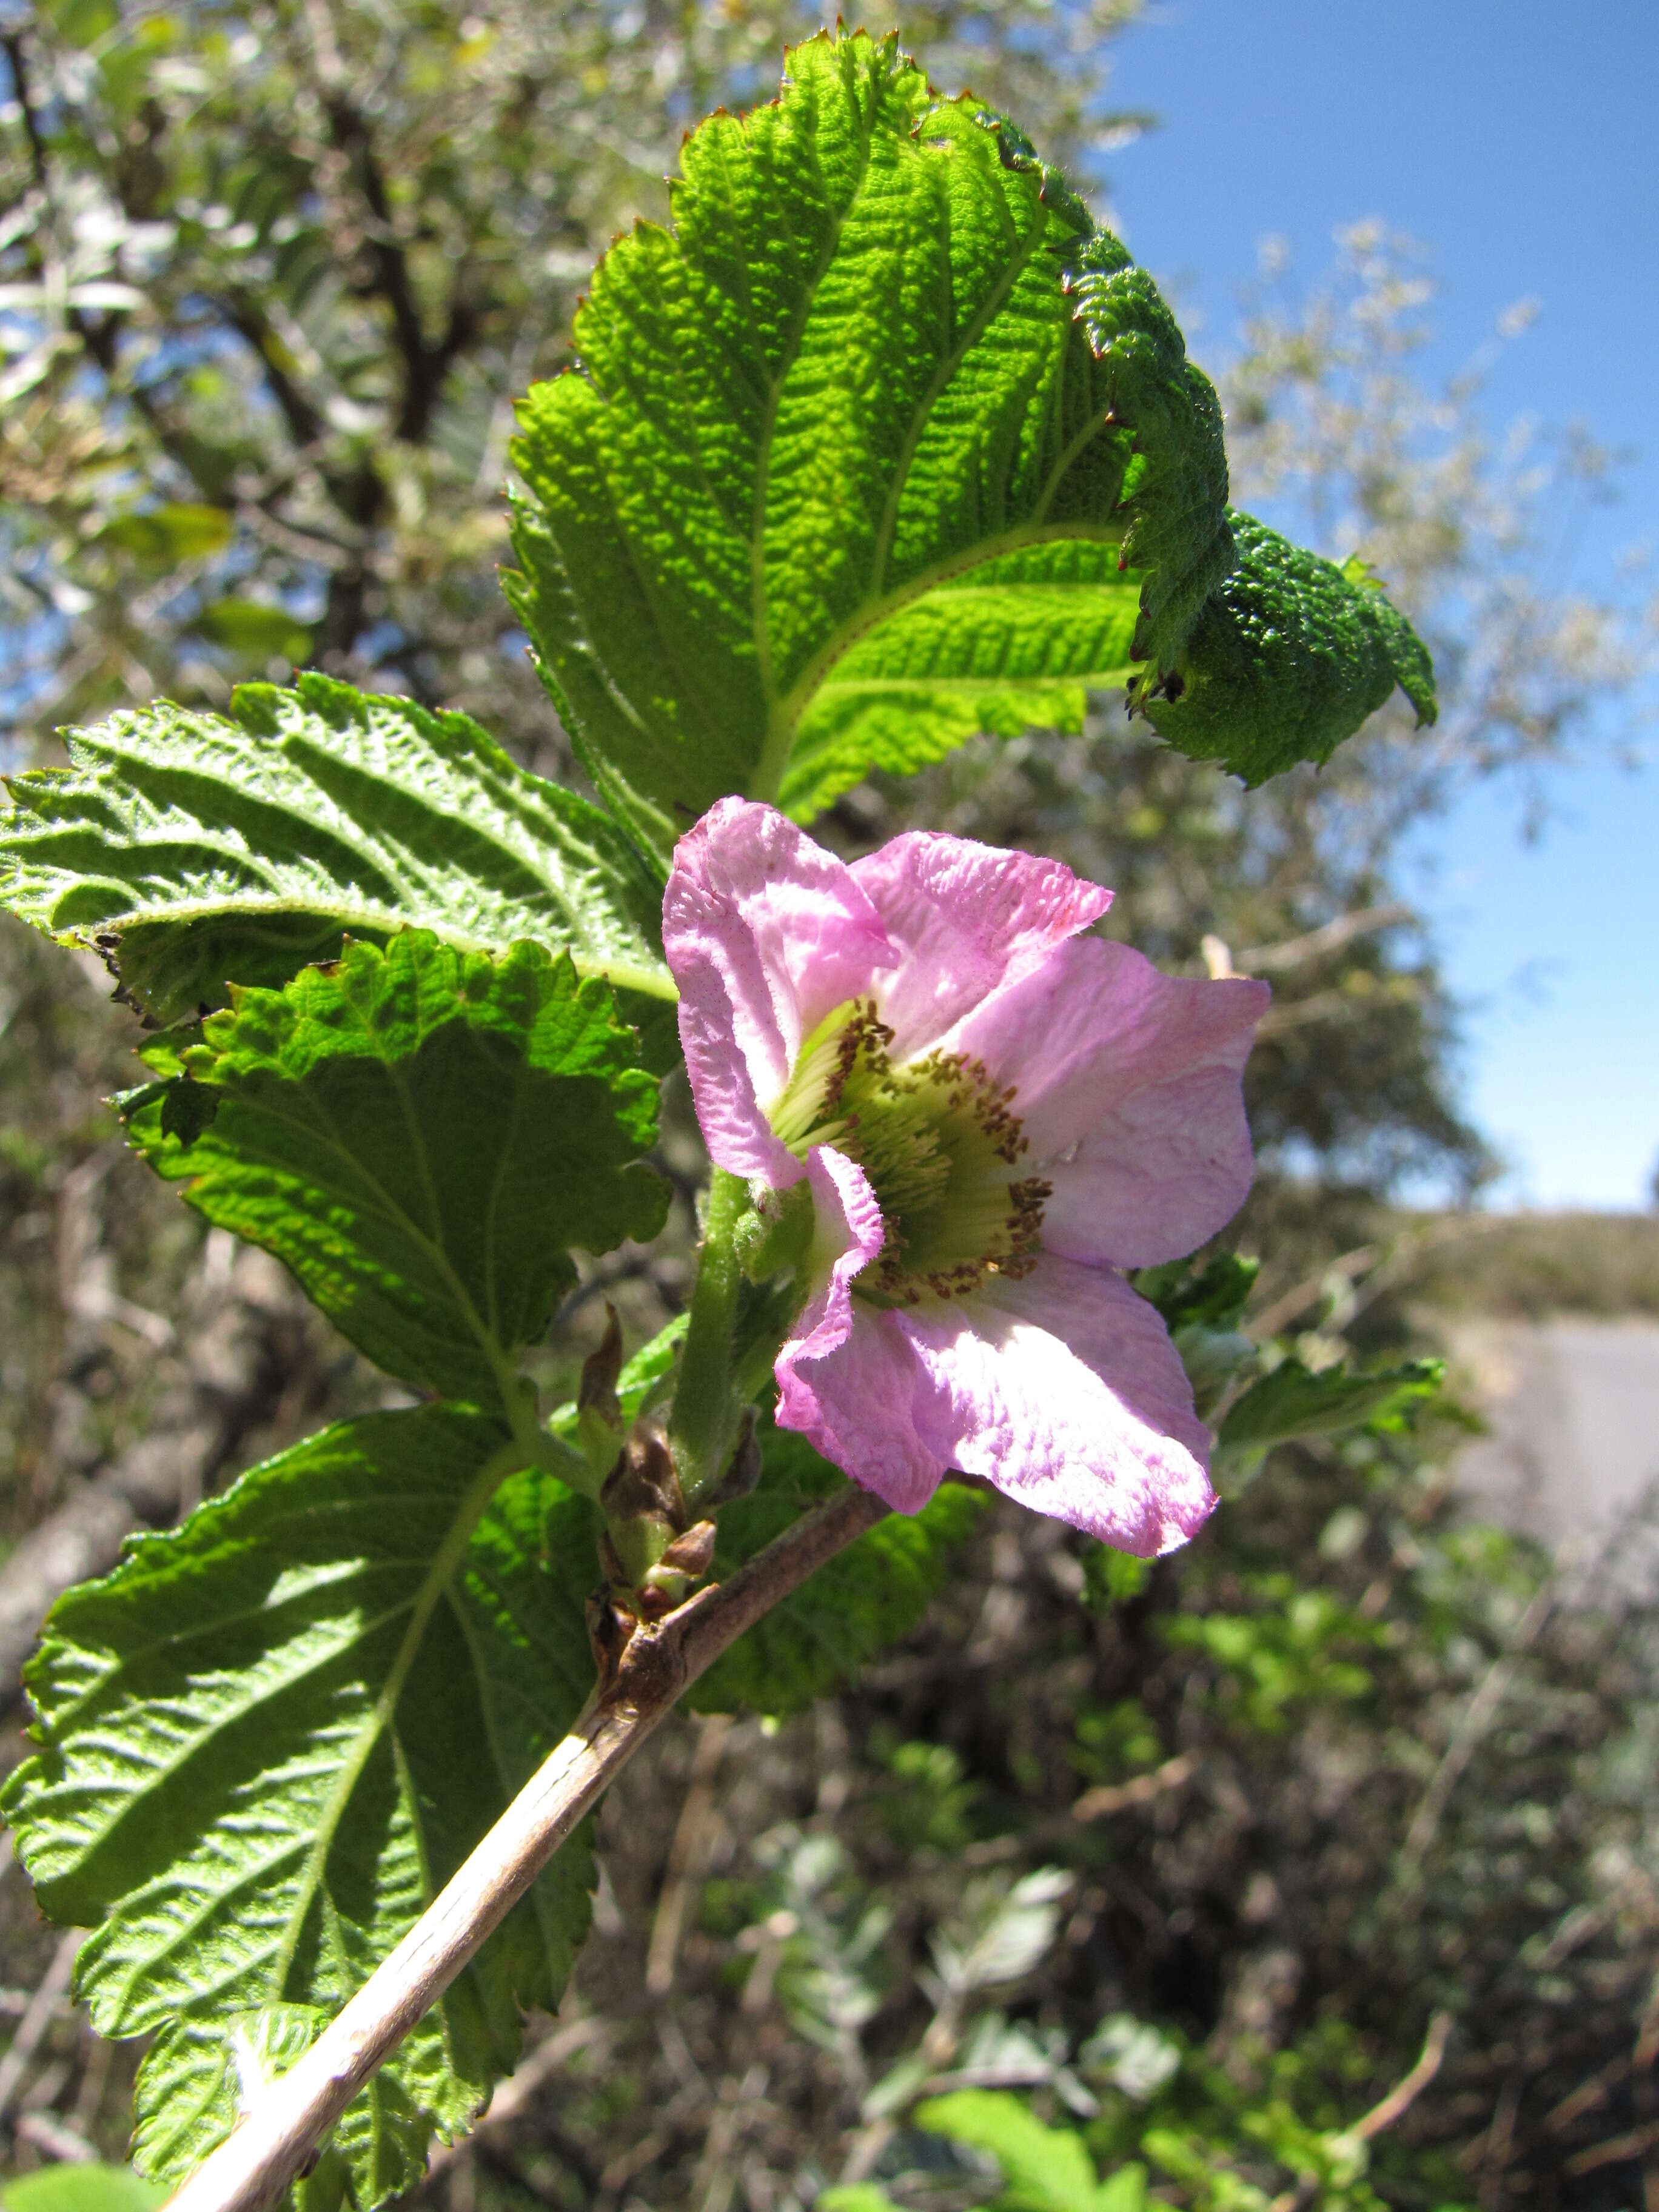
[667,1165,755,1512]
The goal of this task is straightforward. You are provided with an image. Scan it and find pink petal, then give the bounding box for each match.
[663,799,896,1185]
[902,1259,1215,1553]
[774,1147,943,1510]
[777,1241,1215,1554]
[948,939,1270,1267]
[849,832,1111,1060]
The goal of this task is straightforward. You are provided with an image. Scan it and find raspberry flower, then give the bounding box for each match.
[663,800,1269,1555]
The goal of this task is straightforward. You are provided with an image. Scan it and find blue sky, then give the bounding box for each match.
[1099,0,1658,1210]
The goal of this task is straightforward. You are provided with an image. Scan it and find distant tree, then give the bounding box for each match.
[0,0,1145,756]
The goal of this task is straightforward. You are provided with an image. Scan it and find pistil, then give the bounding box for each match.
[770,999,1050,1305]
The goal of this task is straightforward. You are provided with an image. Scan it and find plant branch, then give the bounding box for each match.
[1236,901,1413,974]
[1395,1578,1555,1888]
[1,32,50,187]
[1267,2012,1453,2212]
[1071,1751,1196,1823]
[215,292,328,451]
[1351,2009,1453,2141]
[159,1481,890,2212]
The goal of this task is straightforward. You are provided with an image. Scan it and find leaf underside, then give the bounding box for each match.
[0,672,675,1032]
[122,931,668,1410]
[506,28,1433,853]
[1,1409,601,2200]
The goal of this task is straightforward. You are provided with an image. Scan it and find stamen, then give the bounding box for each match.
[768,999,1049,1307]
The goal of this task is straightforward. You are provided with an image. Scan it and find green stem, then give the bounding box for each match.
[668,1167,751,1510]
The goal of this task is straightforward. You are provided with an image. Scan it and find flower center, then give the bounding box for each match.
[771,999,1050,1305]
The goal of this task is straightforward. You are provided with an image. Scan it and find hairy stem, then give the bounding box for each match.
[667,1167,751,1509]
[160,1480,888,2212]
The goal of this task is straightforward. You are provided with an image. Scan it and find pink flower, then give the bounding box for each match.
[663,800,1270,1555]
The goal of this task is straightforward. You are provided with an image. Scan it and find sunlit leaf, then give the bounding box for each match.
[96,503,235,563]
[122,932,668,1408]
[1218,1355,1444,1456]
[191,598,313,661]
[2,1410,600,2207]
[506,29,1432,851]
[0,672,675,1033]
[1,2170,166,2212]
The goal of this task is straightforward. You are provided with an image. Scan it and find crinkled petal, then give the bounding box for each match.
[849,831,1110,1059]
[947,939,1270,1266]
[778,1242,1215,1553]
[902,1259,1215,1553]
[663,799,896,1185]
[773,1147,943,1509]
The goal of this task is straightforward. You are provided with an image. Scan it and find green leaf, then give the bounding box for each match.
[1130,1255,1261,1419]
[687,1423,987,1717]
[1218,1355,1444,1456]
[506,30,1433,848]
[504,28,1233,851]
[1082,1545,1150,1613]
[1096,2173,1152,2212]
[0,671,675,1030]
[917,2088,1138,2212]
[122,932,668,1408]
[1,1407,600,2207]
[1131,1252,1259,1335]
[192,598,313,661]
[96,502,235,564]
[1143,511,1438,784]
[780,545,1142,820]
[817,2191,905,2212]
[1,2171,166,2212]
[139,2002,451,2212]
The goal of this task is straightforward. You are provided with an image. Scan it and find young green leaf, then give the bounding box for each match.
[1218,1355,1444,1456]
[1,2171,166,2212]
[687,1423,987,1717]
[1,1408,599,2207]
[1131,1251,1260,1335]
[0,672,675,1030]
[506,28,1432,851]
[1142,512,1438,785]
[917,2087,1145,2211]
[122,932,668,1410]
